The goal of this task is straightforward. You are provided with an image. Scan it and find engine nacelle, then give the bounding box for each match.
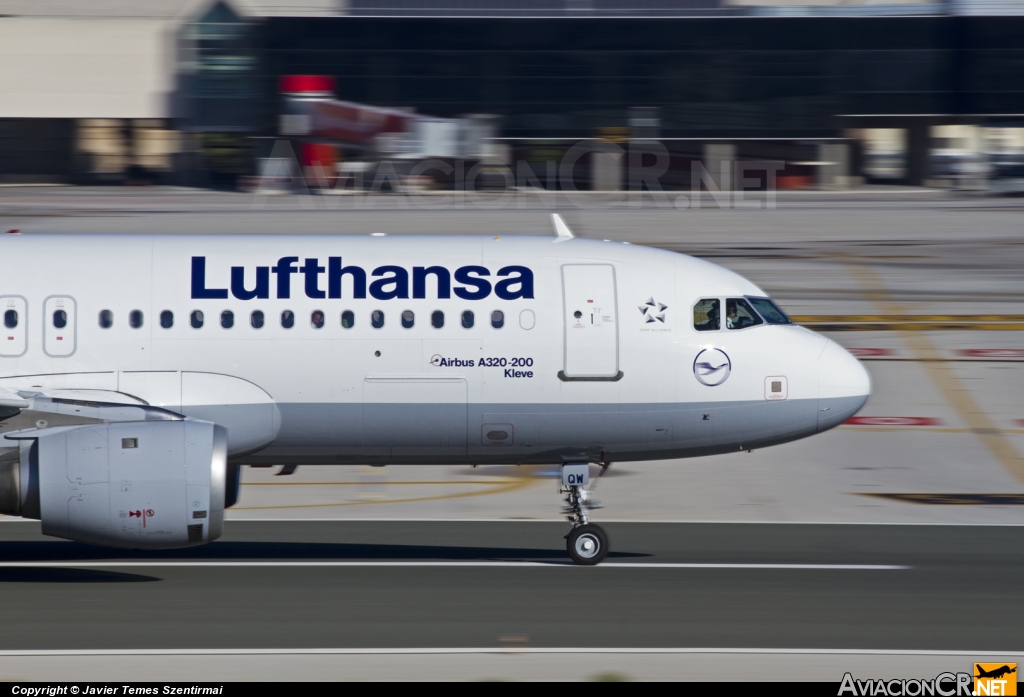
[0,420,229,549]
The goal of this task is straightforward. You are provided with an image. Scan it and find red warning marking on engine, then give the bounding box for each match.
[128,509,156,527]
[845,416,943,427]
[847,348,894,357]
[956,348,1024,358]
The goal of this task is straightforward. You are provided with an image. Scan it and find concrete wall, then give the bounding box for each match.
[0,18,175,119]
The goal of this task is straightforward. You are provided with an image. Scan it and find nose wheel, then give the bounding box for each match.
[566,523,608,565]
[560,462,611,565]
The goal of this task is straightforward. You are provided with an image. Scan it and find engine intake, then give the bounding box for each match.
[0,419,228,549]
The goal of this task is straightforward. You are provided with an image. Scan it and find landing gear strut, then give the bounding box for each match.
[560,462,609,565]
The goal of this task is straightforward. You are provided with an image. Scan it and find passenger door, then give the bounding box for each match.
[0,296,27,358]
[561,264,619,378]
[43,296,76,357]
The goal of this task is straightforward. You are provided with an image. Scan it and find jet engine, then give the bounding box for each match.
[0,419,231,549]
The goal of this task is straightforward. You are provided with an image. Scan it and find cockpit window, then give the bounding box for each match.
[726,298,763,330]
[693,299,720,331]
[746,297,792,325]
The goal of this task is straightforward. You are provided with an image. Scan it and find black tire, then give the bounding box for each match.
[566,524,609,566]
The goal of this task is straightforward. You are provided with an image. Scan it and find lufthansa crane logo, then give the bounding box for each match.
[693,348,731,386]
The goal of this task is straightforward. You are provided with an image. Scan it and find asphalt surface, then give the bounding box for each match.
[0,520,1021,651]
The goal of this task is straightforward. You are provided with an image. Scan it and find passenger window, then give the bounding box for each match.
[490,310,504,329]
[281,310,295,329]
[190,310,204,329]
[693,299,720,332]
[3,310,15,329]
[746,297,792,325]
[519,309,535,330]
[98,310,112,329]
[461,310,474,329]
[401,310,414,329]
[221,310,234,329]
[160,310,173,329]
[431,310,444,329]
[371,310,384,329]
[53,310,67,329]
[251,310,264,329]
[311,310,325,329]
[726,298,764,330]
[341,310,354,329]
[129,310,143,329]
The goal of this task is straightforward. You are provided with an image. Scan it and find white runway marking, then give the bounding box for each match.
[0,561,909,570]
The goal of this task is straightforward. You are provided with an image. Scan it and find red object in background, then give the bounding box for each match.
[776,175,814,189]
[280,75,336,95]
[307,100,415,144]
[847,348,894,357]
[302,142,337,187]
[845,416,942,426]
[957,348,1024,358]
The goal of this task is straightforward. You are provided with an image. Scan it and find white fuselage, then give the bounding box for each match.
[0,233,869,465]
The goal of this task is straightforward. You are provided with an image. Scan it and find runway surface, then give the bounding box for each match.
[0,520,1021,652]
[2,187,1024,679]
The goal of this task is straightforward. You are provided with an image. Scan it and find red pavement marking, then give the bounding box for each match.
[956,349,1024,358]
[845,416,942,426]
[847,348,894,357]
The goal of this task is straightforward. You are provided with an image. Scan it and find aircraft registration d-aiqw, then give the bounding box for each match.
[0,215,868,564]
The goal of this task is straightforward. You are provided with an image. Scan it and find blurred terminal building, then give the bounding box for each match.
[1,0,1024,191]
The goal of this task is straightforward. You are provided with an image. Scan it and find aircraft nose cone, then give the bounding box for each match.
[817,339,871,433]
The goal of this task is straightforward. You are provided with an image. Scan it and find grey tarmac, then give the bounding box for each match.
[0,520,1020,652]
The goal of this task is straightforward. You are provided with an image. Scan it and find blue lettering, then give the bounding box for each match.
[413,266,451,299]
[199,259,534,301]
[369,266,409,300]
[191,257,228,299]
[328,257,367,299]
[301,258,326,299]
[272,256,299,299]
[454,266,491,301]
[495,266,534,300]
[231,266,269,300]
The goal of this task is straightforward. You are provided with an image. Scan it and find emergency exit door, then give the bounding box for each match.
[44,296,76,357]
[0,296,27,358]
[561,264,619,378]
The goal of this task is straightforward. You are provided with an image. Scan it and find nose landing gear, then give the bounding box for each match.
[560,462,610,565]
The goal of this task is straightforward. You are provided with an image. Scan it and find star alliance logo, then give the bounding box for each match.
[639,297,667,323]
